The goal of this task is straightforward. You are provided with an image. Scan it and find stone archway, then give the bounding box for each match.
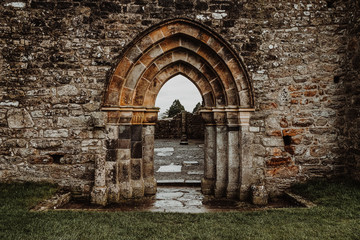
[91,18,255,205]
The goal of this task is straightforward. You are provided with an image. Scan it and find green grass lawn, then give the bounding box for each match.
[0,179,359,240]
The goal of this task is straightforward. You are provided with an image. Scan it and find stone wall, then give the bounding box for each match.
[343,1,360,181]
[0,0,358,197]
[155,112,204,139]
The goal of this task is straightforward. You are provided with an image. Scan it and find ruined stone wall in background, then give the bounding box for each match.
[343,0,360,181]
[155,113,204,139]
[0,0,357,196]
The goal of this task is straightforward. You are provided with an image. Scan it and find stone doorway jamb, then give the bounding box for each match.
[200,107,254,200]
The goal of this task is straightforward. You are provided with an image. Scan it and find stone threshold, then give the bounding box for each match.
[31,188,316,213]
[157,179,201,187]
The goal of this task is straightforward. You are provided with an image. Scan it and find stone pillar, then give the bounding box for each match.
[115,124,132,200]
[114,111,133,200]
[142,109,157,195]
[180,110,188,145]
[202,125,216,194]
[226,110,240,198]
[214,110,228,198]
[200,108,254,200]
[238,111,253,201]
[226,128,239,198]
[130,123,144,198]
[200,110,216,195]
[91,154,107,205]
[91,107,159,205]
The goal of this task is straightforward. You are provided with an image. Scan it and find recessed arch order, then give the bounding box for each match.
[104,18,254,110]
[92,18,256,205]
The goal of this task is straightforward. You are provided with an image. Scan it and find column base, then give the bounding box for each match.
[214,181,227,198]
[131,179,145,198]
[144,177,157,195]
[226,183,239,199]
[107,183,120,203]
[239,184,250,201]
[91,186,108,206]
[201,178,214,195]
[120,182,132,199]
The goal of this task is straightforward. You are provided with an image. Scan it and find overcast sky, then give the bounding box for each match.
[155,75,202,117]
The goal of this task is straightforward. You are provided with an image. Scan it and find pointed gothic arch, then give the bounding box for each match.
[92,18,255,205]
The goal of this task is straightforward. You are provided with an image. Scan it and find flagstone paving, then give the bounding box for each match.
[154,139,204,184]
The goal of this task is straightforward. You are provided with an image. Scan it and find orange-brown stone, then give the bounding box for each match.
[149,28,164,43]
[133,78,150,106]
[304,90,317,97]
[266,166,299,177]
[266,157,292,167]
[113,57,132,78]
[159,37,180,52]
[120,87,133,106]
[142,63,160,81]
[109,75,124,90]
[282,129,304,136]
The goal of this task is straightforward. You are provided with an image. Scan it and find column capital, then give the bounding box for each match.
[238,111,252,126]
[101,106,159,125]
[199,107,255,126]
[200,109,215,125]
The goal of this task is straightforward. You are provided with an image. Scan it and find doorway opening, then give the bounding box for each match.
[153,75,204,185]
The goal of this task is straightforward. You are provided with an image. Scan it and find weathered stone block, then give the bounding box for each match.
[201,178,215,195]
[131,141,143,158]
[131,125,142,141]
[262,137,284,147]
[105,139,131,149]
[105,162,117,184]
[57,116,91,127]
[266,157,292,167]
[118,125,131,139]
[282,129,304,136]
[251,185,268,206]
[293,118,314,127]
[131,180,145,198]
[119,160,130,182]
[117,149,131,161]
[90,112,107,127]
[310,146,327,157]
[106,125,119,139]
[131,159,142,180]
[107,184,120,203]
[266,166,299,178]
[144,177,157,195]
[119,182,132,199]
[57,85,79,96]
[44,129,68,138]
[125,62,146,89]
[106,149,117,162]
[7,109,34,128]
[30,140,62,149]
[91,187,108,206]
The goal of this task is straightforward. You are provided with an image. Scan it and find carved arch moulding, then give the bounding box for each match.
[92,18,255,205]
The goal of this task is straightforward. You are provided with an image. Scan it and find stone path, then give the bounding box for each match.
[154,139,204,184]
[150,186,206,213]
[59,186,258,213]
